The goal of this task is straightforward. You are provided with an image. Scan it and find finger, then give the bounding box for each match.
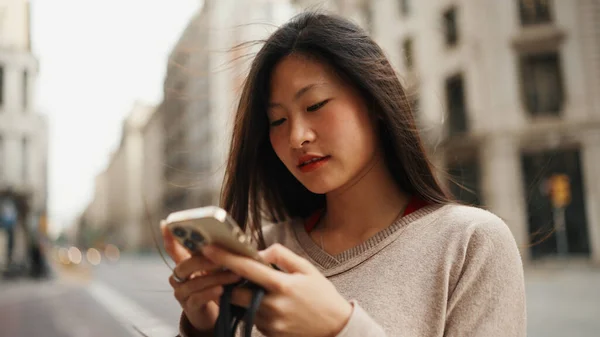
[169,269,230,293]
[186,286,224,311]
[161,221,191,264]
[174,255,221,281]
[201,245,285,292]
[259,243,317,274]
[172,271,242,303]
[230,287,253,308]
[254,303,283,336]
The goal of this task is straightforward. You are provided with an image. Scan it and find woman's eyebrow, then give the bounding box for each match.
[269,82,330,108]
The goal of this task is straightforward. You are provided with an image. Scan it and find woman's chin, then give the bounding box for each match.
[300,180,337,195]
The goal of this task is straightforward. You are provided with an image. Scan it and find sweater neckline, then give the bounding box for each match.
[293,204,443,272]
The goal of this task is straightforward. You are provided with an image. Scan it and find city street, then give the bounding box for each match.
[0,279,135,337]
[525,261,600,337]
[0,255,181,337]
[1,254,599,337]
[2,1,599,336]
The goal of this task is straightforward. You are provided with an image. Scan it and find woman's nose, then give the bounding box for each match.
[289,118,316,149]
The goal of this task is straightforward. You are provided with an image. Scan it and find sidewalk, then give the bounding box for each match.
[0,275,135,337]
[525,259,600,337]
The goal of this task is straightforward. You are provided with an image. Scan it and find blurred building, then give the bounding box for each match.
[0,0,48,268]
[160,5,212,215]
[140,101,164,251]
[78,0,297,251]
[79,103,154,251]
[291,0,372,30]
[78,170,108,248]
[158,0,295,215]
[296,0,600,262]
[205,0,296,202]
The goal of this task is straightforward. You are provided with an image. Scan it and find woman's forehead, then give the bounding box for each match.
[269,55,342,96]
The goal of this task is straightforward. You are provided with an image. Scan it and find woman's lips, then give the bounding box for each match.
[297,155,331,173]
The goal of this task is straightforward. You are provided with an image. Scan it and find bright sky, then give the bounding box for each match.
[30,0,201,237]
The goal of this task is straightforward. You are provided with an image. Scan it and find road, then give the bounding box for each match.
[90,254,182,336]
[0,279,135,337]
[0,254,181,337]
[525,262,600,337]
[1,254,599,336]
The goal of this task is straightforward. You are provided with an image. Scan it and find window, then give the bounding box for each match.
[520,52,563,116]
[0,66,4,107]
[445,74,468,136]
[23,70,28,109]
[443,7,458,47]
[22,137,29,182]
[403,38,414,70]
[519,0,552,26]
[399,0,410,16]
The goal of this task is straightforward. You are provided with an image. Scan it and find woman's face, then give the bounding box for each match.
[268,54,380,194]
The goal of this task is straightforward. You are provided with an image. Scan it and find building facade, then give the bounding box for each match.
[0,0,48,268]
[140,102,165,251]
[79,103,154,251]
[159,0,295,215]
[292,0,600,262]
[78,170,108,248]
[161,5,213,215]
[78,0,298,251]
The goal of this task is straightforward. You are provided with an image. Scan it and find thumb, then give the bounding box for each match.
[259,243,316,274]
[160,221,191,264]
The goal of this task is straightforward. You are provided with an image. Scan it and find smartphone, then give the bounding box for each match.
[162,206,268,266]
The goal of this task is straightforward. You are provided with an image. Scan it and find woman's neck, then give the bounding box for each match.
[321,155,410,241]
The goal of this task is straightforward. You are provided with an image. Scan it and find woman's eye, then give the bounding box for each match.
[270,118,286,127]
[307,99,330,112]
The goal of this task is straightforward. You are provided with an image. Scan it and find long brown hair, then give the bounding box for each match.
[221,11,452,248]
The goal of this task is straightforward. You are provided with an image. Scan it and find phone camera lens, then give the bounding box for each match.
[190,230,204,243]
[172,227,187,238]
[183,239,196,251]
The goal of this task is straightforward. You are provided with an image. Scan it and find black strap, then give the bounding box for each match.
[215,280,265,337]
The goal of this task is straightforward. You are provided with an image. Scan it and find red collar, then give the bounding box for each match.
[304,195,429,233]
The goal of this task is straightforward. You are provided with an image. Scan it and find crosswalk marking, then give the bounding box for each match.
[87,281,179,337]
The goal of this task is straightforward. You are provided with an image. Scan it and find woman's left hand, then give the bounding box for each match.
[201,243,353,337]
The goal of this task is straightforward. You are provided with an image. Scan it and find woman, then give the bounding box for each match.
[162,11,526,337]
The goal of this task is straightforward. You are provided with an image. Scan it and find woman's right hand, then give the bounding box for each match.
[161,224,242,332]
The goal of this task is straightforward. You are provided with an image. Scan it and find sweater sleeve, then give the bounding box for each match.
[444,219,527,337]
[178,312,214,337]
[334,300,387,337]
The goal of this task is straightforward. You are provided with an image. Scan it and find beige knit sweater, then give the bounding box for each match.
[179,204,527,336]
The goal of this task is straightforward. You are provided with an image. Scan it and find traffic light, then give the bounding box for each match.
[549,174,571,208]
[39,214,48,236]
